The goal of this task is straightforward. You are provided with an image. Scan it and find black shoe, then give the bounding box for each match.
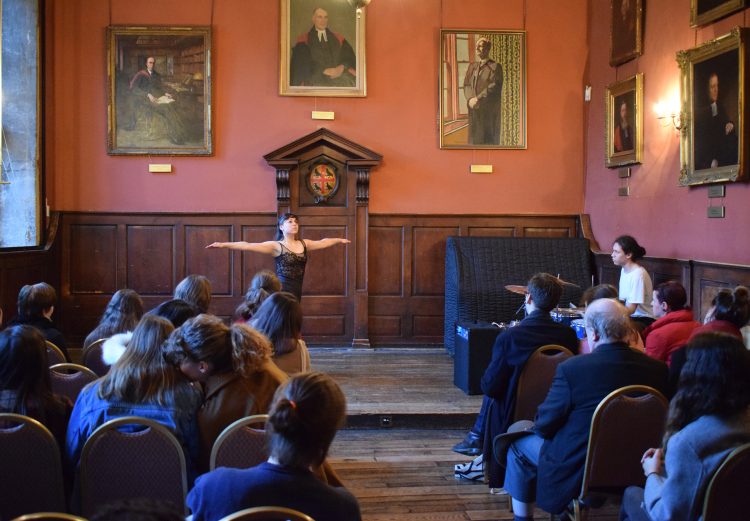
[452,433,483,456]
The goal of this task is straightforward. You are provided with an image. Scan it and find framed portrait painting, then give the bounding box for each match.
[605,74,643,168]
[610,0,643,66]
[280,0,367,97]
[691,0,746,27]
[106,26,212,156]
[439,29,527,150]
[677,28,749,186]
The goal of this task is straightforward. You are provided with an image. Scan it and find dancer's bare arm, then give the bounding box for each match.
[304,238,351,251]
[205,241,280,255]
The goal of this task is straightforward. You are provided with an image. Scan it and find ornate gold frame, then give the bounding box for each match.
[677,28,748,186]
[279,0,367,97]
[691,0,746,28]
[610,0,643,67]
[605,73,643,168]
[106,26,212,156]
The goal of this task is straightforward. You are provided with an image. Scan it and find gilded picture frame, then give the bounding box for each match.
[605,74,643,168]
[691,0,746,28]
[677,28,748,186]
[280,0,367,97]
[610,0,643,67]
[106,26,212,156]
[439,29,527,150]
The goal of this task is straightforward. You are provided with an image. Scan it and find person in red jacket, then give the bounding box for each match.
[642,281,700,365]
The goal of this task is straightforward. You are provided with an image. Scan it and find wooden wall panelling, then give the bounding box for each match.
[240,225,277,295]
[185,225,233,296]
[368,214,583,345]
[126,225,175,295]
[691,261,750,321]
[0,213,60,325]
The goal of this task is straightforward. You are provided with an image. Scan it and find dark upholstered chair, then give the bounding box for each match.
[513,345,574,422]
[703,442,750,521]
[572,385,668,521]
[79,416,188,516]
[210,414,269,471]
[217,506,315,521]
[49,363,98,403]
[45,341,66,367]
[10,514,87,521]
[81,338,110,377]
[0,414,67,519]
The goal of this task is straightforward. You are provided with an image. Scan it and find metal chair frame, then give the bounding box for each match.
[45,341,66,366]
[572,385,668,521]
[48,363,99,402]
[702,441,750,521]
[10,514,87,521]
[0,413,67,517]
[79,416,188,515]
[217,506,315,521]
[210,414,269,471]
[81,338,109,376]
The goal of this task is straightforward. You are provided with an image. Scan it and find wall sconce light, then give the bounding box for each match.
[654,99,684,132]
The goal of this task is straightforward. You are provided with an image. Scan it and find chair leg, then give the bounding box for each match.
[573,499,581,521]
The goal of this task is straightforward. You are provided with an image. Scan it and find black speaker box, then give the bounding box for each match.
[453,322,502,395]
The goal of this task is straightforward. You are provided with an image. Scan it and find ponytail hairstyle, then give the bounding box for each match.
[234,270,282,322]
[17,282,57,320]
[0,325,56,420]
[163,314,272,379]
[250,292,302,356]
[174,275,212,314]
[710,286,750,329]
[664,332,750,448]
[275,213,301,241]
[613,235,647,261]
[97,315,178,406]
[267,372,346,469]
[86,289,144,346]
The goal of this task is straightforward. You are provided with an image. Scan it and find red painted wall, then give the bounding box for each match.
[584,1,750,264]
[45,0,587,215]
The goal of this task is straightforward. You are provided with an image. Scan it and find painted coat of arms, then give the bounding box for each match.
[307,162,339,203]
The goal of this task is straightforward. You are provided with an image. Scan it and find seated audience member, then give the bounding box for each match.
[187,372,361,521]
[8,282,69,360]
[578,284,644,354]
[66,315,201,474]
[641,281,699,365]
[0,325,72,448]
[620,333,750,521]
[250,292,310,374]
[83,289,144,350]
[163,314,287,472]
[174,275,212,314]
[670,286,750,387]
[233,270,282,324]
[455,273,579,491]
[148,298,200,328]
[503,299,669,519]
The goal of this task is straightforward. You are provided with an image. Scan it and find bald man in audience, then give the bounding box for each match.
[503,299,669,520]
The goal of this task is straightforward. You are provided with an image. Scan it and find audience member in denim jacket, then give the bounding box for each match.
[66,315,202,478]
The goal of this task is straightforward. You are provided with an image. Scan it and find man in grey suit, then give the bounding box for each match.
[463,37,503,145]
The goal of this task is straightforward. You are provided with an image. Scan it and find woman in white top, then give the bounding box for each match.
[251,291,310,375]
[611,235,655,330]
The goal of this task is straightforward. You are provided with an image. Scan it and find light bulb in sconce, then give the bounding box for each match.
[654,97,683,132]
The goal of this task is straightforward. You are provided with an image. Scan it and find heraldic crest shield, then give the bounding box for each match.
[306,159,340,203]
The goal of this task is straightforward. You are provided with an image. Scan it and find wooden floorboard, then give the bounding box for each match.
[329,429,620,521]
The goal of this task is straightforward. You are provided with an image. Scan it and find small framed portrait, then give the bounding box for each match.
[610,0,643,66]
[106,26,212,156]
[677,28,749,186]
[280,0,367,97]
[439,29,527,150]
[691,0,746,27]
[605,73,643,168]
